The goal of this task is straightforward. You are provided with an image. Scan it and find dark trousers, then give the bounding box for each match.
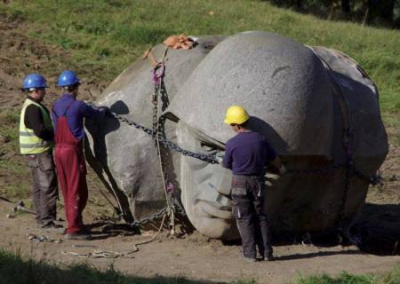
[27,152,58,226]
[231,175,272,259]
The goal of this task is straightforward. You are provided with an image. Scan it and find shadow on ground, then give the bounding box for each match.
[221,203,400,258]
[77,202,400,259]
[351,203,400,255]
[0,249,223,284]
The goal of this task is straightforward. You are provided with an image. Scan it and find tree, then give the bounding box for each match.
[342,0,351,12]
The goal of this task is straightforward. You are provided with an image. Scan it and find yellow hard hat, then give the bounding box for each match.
[224,105,250,125]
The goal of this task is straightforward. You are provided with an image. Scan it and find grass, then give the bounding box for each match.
[0,248,400,284]
[293,268,400,284]
[0,109,31,199]
[0,249,256,284]
[0,0,399,126]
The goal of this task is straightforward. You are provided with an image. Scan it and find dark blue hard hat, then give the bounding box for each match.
[57,70,80,87]
[23,74,48,90]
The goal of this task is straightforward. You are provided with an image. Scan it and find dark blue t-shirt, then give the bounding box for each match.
[222,131,277,176]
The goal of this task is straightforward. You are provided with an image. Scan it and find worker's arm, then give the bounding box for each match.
[80,101,109,119]
[265,141,286,175]
[221,143,233,169]
[24,104,54,141]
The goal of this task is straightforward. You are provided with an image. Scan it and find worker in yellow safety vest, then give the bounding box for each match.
[19,73,62,232]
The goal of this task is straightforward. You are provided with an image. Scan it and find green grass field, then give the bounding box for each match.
[1,249,400,284]
[1,0,399,125]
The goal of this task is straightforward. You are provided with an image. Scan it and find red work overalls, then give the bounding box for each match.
[53,101,88,234]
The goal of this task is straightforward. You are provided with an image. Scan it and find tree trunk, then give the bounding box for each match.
[342,0,350,13]
[296,0,302,10]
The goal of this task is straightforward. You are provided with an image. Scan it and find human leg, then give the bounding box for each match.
[251,178,273,260]
[232,194,256,260]
[36,152,58,225]
[55,146,82,234]
[28,155,42,225]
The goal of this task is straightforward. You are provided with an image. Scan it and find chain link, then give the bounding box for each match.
[110,112,379,181]
[129,203,185,228]
[109,112,218,164]
[106,50,378,232]
[353,166,380,185]
[129,207,168,228]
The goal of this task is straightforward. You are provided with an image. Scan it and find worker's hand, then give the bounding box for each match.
[98,106,112,117]
[264,165,287,186]
[279,164,287,175]
[85,101,96,108]
[265,172,281,180]
[214,151,225,164]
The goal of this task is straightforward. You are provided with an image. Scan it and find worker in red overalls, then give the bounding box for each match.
[51,70,108,240]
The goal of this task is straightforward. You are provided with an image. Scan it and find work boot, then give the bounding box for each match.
[261,252,275,261]
[64,231,91,240]
[242,256,257,263]
[41,222,65,234]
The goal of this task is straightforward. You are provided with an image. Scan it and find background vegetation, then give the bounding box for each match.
[0,0,399,125]
[268,0,400,28]
[1,249,400,284]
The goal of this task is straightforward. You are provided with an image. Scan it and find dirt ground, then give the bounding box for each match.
[0,18,400,284]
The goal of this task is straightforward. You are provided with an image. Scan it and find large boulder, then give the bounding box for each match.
[85,31,388,240]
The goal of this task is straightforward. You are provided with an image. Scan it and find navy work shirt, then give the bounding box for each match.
[222,131,277,176]
[51,94,102,141]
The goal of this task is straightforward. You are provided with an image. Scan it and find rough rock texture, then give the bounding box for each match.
[85,36,225,223]
[85,31,388,240]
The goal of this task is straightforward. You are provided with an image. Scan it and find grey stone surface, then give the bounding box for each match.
[85,31,388,239]
[85,36,225,222]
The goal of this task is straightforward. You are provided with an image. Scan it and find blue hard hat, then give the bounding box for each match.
[23,74,48,90]
[57,70,80,87]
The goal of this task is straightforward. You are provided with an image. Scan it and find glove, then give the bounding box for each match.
[97,106,112,117]
[85,101,96,108]
[265,172,281,180]
[264,165,287,186]
[279,164,287,175]
[215,151,225,164]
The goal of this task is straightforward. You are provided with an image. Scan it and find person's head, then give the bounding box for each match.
[22,73,48,102]
[57,70,80,96]
[223,105,250,133]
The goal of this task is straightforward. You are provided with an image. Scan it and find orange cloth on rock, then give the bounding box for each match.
[163,34,194,50]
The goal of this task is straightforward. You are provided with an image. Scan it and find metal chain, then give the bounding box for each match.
[108,112,218,164]
[105,47,379,236]
[109,112,379,181]
[353,166,380,185]
[111,112,153,136]
[129,204,185,229]
[129,207,168,228]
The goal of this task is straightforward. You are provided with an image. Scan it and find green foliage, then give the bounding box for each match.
[0,110,20,154]
[293,268,400,284]
[1,0,399,126]
[0,249,220,284]
[0,110,20,126]
[269,0,400,28]
[1,249,400,284]
[0,182,30,200]
[296,272,374,284]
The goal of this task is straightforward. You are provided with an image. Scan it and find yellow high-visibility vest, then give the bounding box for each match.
[19,99,54,154]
